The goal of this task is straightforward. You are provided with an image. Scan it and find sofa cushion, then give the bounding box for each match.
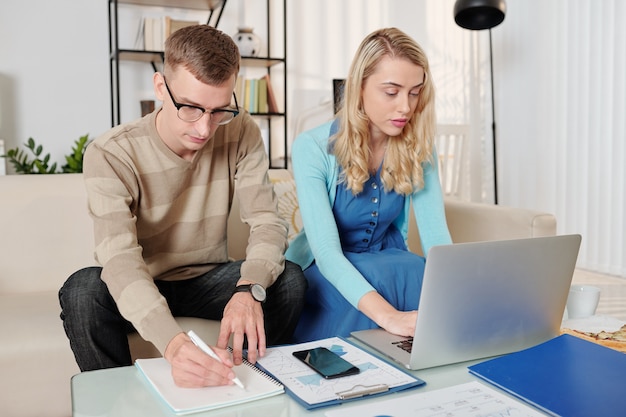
[0,174,95,294]
[227,169,301,260]
[269,169,302,241]
[0,290,222,417]
[0,292,79,417]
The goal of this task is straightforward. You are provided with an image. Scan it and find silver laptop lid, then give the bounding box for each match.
[409,234,581,370]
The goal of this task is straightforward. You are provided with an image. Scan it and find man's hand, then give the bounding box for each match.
[217,284,266,365]
[164,332,236,388]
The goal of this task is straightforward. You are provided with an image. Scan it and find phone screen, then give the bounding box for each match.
[292,347,360,379]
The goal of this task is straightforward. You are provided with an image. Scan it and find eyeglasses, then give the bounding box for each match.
[163,78,239,125]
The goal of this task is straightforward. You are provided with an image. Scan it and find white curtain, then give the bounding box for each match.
[420,0,625,277]
[492,0,626,277]
[420,1,492,202]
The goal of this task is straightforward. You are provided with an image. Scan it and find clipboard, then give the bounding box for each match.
[335,383,390,399]
[254,336,424,409]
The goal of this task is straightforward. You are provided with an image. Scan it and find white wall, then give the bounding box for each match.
[0,0,110,172]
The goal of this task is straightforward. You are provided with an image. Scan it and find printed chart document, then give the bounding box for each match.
[135,356,284,415]
[324,381,546,417]
[255,336,424,409]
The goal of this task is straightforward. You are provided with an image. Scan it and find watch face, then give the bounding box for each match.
[251,284,266,302]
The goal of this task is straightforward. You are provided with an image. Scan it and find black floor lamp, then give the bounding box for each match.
[453,0,506,204]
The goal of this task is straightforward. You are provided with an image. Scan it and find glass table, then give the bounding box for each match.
[72,353,550,417]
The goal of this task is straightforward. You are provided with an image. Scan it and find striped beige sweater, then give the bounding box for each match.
[83,109,288,354]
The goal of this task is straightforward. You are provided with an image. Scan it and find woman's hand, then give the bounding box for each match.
[357,291,417,337]
[379,310,418,336]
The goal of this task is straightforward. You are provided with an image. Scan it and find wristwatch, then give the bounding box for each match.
[233,283,267,303]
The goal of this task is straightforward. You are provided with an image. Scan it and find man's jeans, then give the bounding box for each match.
[59,261,306,371]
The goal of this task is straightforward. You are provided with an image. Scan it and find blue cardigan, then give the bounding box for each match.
[285,121,452,308]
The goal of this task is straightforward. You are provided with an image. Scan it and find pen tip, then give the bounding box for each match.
[234,378,245,390]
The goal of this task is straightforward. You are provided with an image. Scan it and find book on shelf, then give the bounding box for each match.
[262,74,279,113]
[237,74,279,114]
[243,78,261,113]
[164,16,199,40]
[143,17,156,51]
[134,18,145,50]
[257,76,268,113]
[249,78,258,113]
[143,16,199,52]
[243,78,253,112]
[234,75,245,108]
[135,353,284,415]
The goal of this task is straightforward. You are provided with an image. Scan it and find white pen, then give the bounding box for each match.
[187,330,245,389]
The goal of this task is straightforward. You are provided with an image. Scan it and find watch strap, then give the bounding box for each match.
[233,283,266,302]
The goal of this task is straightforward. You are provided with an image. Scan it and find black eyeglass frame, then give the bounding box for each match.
[163,77,240,124]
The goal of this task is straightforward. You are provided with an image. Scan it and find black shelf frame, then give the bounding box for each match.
[108,0,288,168]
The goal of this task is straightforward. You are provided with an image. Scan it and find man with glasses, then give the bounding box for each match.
[59,25,306,388]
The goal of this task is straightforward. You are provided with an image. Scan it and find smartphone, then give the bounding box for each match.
[292,347,360,379]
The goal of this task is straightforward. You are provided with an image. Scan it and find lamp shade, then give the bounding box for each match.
[454,0,506,30]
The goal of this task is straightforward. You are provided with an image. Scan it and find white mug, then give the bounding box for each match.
[566,285,601,319]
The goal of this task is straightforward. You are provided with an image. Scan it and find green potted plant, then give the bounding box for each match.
[3,134,90,174]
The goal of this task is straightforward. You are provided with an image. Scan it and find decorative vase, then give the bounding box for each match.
[233,27,262,57]
[207,0,224,10]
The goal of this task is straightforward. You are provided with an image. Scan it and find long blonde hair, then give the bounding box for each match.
[333,27,436,195]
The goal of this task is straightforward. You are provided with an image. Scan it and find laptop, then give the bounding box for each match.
[351,234,581,370]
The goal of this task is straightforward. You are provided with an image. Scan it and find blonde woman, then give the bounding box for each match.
[286,27,452,342]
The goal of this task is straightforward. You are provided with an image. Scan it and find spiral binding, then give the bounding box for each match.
[228,347,284,387]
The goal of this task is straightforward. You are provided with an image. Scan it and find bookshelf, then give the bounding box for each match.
[108,0,288,168]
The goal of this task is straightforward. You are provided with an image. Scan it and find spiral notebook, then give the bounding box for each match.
[135,354,284,415]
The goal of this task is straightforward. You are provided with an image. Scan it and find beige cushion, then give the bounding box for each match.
[0,174,95,294]
[269,170,302,241]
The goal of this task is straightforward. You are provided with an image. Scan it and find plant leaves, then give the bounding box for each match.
[6,134,90,174]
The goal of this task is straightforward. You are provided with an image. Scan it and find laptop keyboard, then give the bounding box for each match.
[392,337,413,353]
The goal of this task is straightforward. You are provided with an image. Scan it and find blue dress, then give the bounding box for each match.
[292,169,426,343]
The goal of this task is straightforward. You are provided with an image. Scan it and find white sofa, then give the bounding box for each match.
[0,170,556,417]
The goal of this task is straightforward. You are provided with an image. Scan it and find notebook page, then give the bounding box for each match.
[135,357,283,414]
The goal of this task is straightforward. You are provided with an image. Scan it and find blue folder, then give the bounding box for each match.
[468,334,626,417]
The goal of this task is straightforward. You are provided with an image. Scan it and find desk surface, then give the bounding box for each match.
[71,353,549,417]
